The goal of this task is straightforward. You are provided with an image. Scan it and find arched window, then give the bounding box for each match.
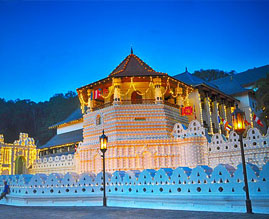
[131,91,142,104]
[96,115,101,125]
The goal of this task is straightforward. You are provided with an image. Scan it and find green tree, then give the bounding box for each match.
[255,73,269,127]
[0,91,79,145]
[193,69,235,81]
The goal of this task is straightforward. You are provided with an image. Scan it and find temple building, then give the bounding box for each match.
[74,51,240,174]
[25,51,269,175]
[174,70,238,135]
[0,133,36,175]
[210,65,269,133]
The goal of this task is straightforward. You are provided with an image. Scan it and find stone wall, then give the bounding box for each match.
[1,163,268,213]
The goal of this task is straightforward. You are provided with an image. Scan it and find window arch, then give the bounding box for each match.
[96,114,101,125]
[131,91,142,104]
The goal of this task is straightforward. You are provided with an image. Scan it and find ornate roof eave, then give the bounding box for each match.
[195,83,239,102]
[169,76,194,90]
[77,77,112,92]
[77,74,194,93]
[76,52,194,92]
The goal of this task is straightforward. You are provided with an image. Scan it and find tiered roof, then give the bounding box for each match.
[173,70,218,88]
[109,52,167,77]
[39,129,83,149]
[211,65,269,94]
[210,76,249,95]
[173,70,238,101]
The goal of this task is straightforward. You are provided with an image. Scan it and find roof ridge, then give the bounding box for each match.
[110,53,165,76]
[109,53,167,77]
[110,54,132,76]
[132,54,156,72]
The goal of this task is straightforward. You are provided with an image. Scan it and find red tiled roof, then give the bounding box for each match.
[109,53,167,77]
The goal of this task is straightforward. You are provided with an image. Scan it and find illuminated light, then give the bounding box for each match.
[232,105,246,135]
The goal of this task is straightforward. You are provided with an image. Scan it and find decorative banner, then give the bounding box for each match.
[218,116,232,131]
[181,106,193,116]
[91,89,102,100]
[253,113,264,127]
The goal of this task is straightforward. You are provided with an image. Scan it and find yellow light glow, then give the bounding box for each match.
[232,106,246,134]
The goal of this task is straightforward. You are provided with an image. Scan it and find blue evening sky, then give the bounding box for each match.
[0,1,268,102]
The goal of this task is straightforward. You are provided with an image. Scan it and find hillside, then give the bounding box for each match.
[0,91,79,146]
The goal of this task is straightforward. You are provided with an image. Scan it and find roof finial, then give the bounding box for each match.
[131,47,133,54]
[185,67,188,72]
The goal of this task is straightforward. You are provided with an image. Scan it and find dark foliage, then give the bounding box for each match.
[193,69,235,81]
[0,91,79,145]
[255,73,269,126]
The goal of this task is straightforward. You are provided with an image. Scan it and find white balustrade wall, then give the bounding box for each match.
[208,127,269,168]
[30,154,75,175]
[1,163,268,213]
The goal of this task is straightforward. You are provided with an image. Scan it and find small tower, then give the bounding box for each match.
[0,134,4,144]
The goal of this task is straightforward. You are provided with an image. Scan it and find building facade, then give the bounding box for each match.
[10,52,268,176]
[0,133,36,175]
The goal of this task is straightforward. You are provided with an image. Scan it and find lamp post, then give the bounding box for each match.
[232,105,252,213]
[99,130,108,207]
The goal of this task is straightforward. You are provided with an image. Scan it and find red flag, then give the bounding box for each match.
[253,114,264,127]
[181,106,193,116]
[94,89,101,99]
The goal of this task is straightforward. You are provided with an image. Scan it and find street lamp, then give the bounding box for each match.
[99,130,108,207]
[232,105,252,213]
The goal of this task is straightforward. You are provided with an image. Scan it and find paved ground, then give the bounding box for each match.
[0,205,268,219]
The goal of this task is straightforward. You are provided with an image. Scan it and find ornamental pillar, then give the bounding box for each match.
[87,89,94,111]
[11,148,14,175]
[113,78,121,105]
[183,88,190,107]
[204,96,213,134]
[220,101,227,136]
[226,105,232,125]
[213,98,221,134]
[153,78,163,104]
[196,91,203,125]
[176,85,183,106]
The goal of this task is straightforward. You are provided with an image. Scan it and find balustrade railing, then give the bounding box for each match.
[91,99,179,111]
[121,99,155,105]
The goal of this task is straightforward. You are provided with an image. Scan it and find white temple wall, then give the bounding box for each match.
[208,128,269,168]
[32,119,269,175]
[30,154,75,175]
